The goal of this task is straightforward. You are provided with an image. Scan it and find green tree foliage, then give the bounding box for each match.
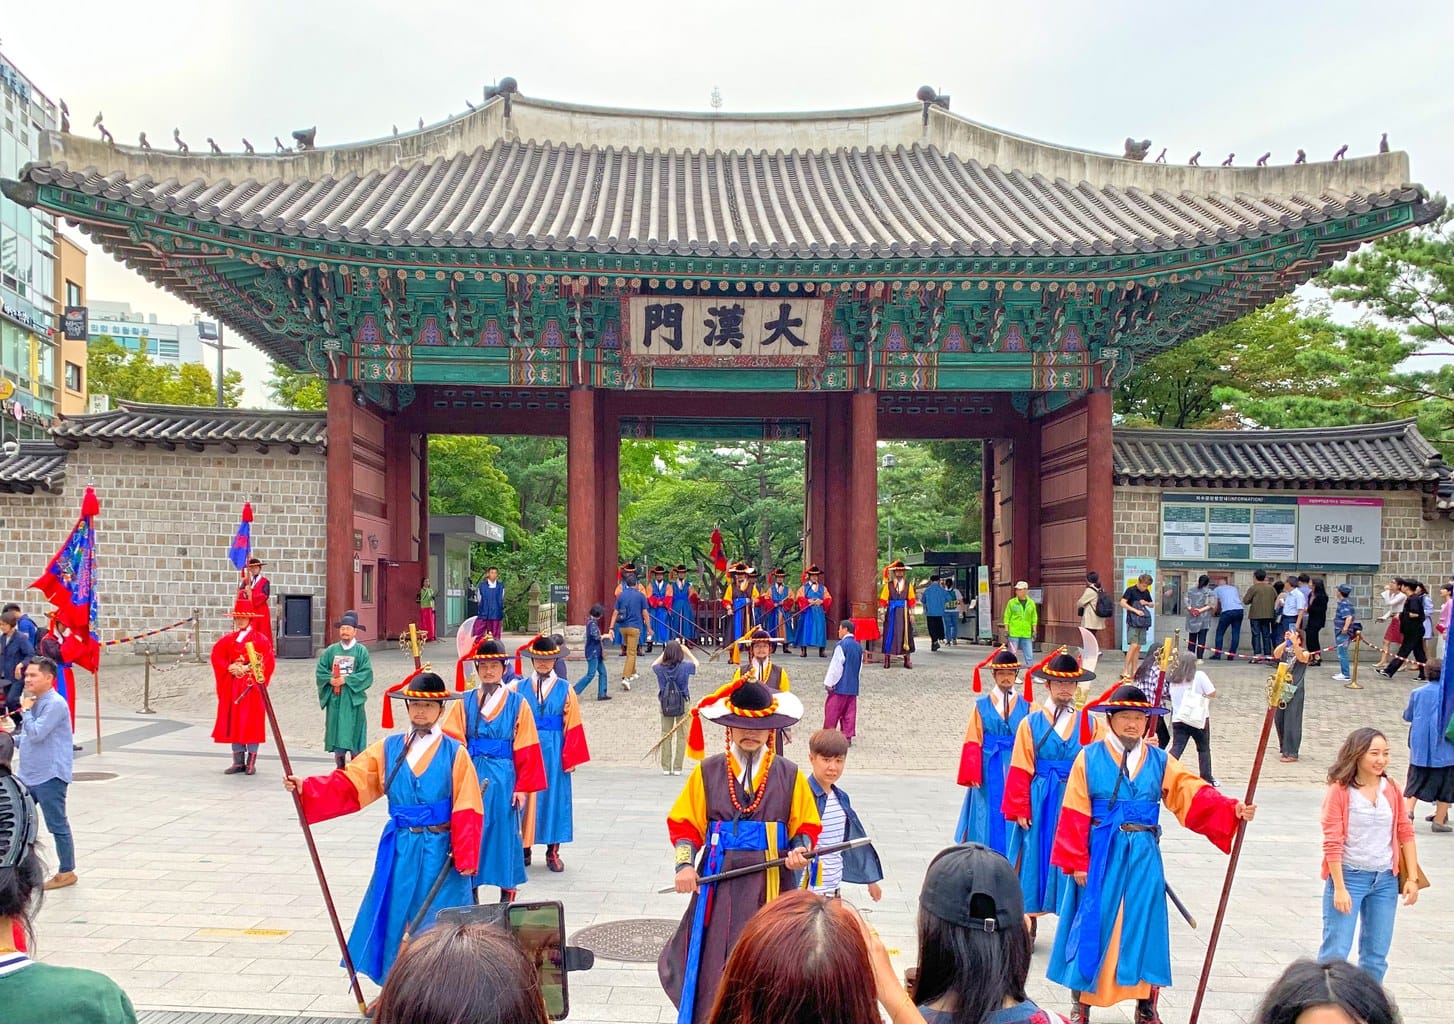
[878,442,965,562]
[266,361,326,410]
[925,440,983,549]
[87,337,243,407]
[1114,297,1342,428]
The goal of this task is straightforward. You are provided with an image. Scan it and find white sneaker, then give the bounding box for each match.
[672,770,682,775]
[622,677,632,691]
[1331,674,1350,681]
[662,769,671,775]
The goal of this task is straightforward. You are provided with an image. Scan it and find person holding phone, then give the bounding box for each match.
[659,679,821,1024]
[282,671,482,988]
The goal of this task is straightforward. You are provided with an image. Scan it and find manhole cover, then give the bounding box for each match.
[73,771,119,782]
[571,917,678,963]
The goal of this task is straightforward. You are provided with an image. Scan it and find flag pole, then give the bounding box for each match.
[93,665,102,754]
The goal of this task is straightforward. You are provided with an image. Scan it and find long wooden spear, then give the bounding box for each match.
[1186,661,1286,1024]
[256,658,369,1015]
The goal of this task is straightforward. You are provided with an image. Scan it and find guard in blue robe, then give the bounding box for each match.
[648,566,673,649]
[669,565,697,642]
[760,569,794,650]
[519,636,591,872]
[795,566,832,657]
[954,649,1029,853]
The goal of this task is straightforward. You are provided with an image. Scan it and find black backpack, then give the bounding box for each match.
[1093,588,1115,620]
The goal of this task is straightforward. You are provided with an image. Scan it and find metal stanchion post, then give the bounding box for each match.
[140,643,156,714]
[1346,631,1363,689]
[192,609,203,663]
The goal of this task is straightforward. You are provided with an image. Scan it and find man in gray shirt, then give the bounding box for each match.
[1211,581,1245,661]
[15,655,77,889]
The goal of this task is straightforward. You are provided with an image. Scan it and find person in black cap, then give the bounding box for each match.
[317,610,373,768]
[659,678,821,1024]
[1047,683,1256,1024]
[913,843,1060,1024]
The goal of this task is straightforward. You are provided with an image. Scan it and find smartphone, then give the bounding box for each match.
[438,900,569,1019]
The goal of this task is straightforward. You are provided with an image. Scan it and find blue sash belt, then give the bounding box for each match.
[360,797,453,957]
[1075,797,1159,981]
[1034,758,1074,906]
[467,736,513,760]
[679,818,788,1024]
[536,715,564,732]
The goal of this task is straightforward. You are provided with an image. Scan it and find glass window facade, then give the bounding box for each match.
[0,53,57,441]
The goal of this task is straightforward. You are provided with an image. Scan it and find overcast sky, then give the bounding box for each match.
[5,0,1452,405]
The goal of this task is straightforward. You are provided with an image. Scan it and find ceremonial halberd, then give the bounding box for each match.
[2,83,1438,638]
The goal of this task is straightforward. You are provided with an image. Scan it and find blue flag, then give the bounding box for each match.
[228,502,253,571]
[31,486,101,672]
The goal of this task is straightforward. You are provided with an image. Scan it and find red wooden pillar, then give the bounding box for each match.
[1011,420,1041,590]
[1085,390,1115,646]
[847,389,878,616]
[567,386,599,624]
[326,381,356,642]
[418,432,431,608]
[822,393,850,609]
[597,394,620,596]
[805,396,829,571]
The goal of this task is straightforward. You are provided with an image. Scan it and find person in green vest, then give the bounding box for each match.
[317,610,374,768]
[418,577,437,642]
[1004,581,1038,665]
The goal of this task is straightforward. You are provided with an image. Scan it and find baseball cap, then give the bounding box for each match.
[919,843,1023,932]
[1337,584,1352,596]
[1014,580,1029,590]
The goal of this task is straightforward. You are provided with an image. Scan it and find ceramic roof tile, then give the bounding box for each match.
[0,441,68,493]
[14,140,1431,258]
[50,402,326,450]
[1112,420,1448,487]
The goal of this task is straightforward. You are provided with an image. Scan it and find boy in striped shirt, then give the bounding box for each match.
[802,728,884,899]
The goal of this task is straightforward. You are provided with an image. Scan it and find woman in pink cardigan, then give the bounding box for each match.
[1318,728,1422,982]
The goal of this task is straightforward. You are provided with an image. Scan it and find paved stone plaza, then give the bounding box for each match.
[34,638,1454,1023]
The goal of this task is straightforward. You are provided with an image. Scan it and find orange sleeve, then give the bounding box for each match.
[956,705,985,787]
[1001,715,1037,821]
[1050,750,1093,874]
[441,699,466,742]
[450,744,484,874]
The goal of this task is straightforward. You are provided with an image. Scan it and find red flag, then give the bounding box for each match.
[31,486,101,672]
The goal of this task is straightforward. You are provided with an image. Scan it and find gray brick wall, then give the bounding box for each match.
[0,445,327,660]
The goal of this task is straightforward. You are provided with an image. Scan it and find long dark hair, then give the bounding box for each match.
[1327,727,1387,788]
[374,922,549,1024]
[1253,958,1399,1024]
[707,890,879,1024]
[913,902,1031,1024]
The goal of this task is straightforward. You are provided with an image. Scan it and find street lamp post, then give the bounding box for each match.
[196,321,233,407]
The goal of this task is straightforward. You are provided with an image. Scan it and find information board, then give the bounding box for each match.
[1158,494,1380,571]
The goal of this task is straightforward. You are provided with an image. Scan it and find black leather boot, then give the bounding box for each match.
[1135,988,1162,1024]
[1069,996,1090,1024]
[224,751,246,775]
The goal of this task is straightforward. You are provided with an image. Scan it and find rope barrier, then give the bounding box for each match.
[1180,639,1339,661]
[101,617,197,648]
[1354,634,1439,673]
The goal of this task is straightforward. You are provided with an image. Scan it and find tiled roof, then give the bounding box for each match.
[15,140,1431,259]
[0,441,69,493]
[50,402,326,451]
[1113,419,1449,488]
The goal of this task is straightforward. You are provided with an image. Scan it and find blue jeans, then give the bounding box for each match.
[30,777,75,873]
[1010,636,1034,664]
[943,613,958,642]
[1319,868,1397,982]
[1250,618,1275,658]
[1336,632,1352,675]
[573,656,608,698]
[1212,609,1244,659]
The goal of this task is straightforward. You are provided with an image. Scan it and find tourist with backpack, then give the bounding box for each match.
[652,640,697,775]
[1076,571,1112,671]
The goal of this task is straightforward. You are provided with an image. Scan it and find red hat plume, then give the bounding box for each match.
[81,485,100,518]
[1079,681,1123,745]
[240,501,254,523]
[381,668,427,729]
[971,647,999,693]
[1024,650,1058,704]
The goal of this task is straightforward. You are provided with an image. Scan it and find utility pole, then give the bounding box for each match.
[196,321,233,407]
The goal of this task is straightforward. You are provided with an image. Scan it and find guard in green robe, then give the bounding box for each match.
[316,609,373,767]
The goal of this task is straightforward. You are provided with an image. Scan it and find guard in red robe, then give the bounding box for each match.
[210,595,275,776]
[239,556,273,649]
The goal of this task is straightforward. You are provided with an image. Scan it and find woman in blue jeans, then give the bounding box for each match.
[1317,728,1422,982]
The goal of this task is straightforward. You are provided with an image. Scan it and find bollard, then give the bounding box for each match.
[140,645,156,715]
[1347,631,1363,689]
[192,609,203,663]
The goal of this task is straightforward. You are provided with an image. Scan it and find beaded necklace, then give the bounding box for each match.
[726,737,775,816]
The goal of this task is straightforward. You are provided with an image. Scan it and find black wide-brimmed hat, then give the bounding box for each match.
[1032,650,1095,685]
[525,634,561,659]
[673,563,689,573]
[699,680,803,731]
[335,609,366,631]
[382,670,462,727]
[805,564,823,576]
[1090,683,1167,716]
[734,625,778,648]
[651,564,667,576]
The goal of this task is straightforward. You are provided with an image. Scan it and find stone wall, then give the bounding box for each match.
[0,444,327,660]
[1112,484,1454,647]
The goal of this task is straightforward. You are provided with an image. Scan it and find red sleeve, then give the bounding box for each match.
[513,740,548,794]
[562,723,590,772]
[668,817,703,848]
[957,740,984,788]
[451,806,483,875]
[822,592,832,609]
[1050,805,1092,874]
[298,771,363,824]
[1185,785,1240,854]
[1002,765,1034,820]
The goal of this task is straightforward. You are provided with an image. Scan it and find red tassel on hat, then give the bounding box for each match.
[80,486,100,518]
[971,648,998,693]
[1024,650,1057,704]
[1079,681,1123,745]
[380,668,426,729]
